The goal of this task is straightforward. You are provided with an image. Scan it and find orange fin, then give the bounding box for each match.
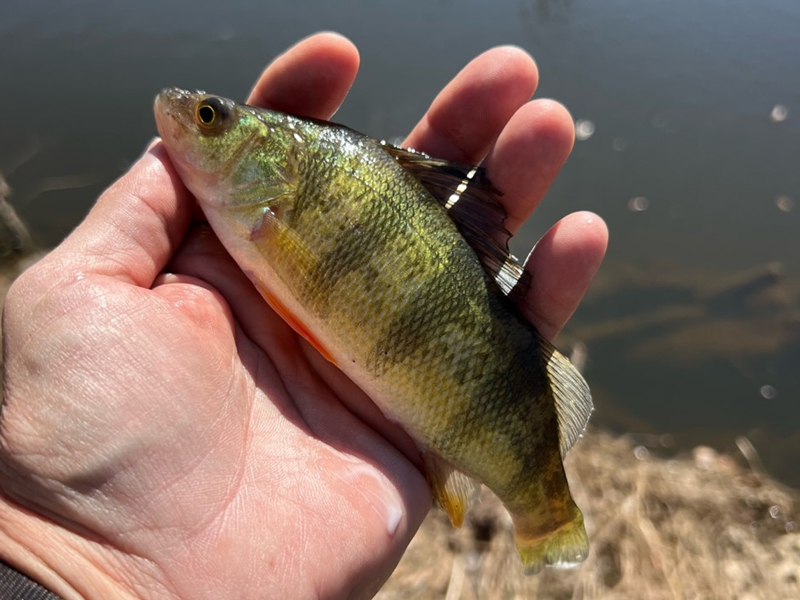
[422,451,480,528]
[256,284,337,366]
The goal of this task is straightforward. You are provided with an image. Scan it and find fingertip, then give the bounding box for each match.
[247,31,360,118]
[558,210,610,262]
[482,99,577,232]
[522,211,608,340]
[142,136,161,155]
[528,98,575,154]
[117,139,191,217]
[290,30,361,80]
[488,45,539,94]
[405,45,539,162]
[534,211,608,286]
[310,30,361,60]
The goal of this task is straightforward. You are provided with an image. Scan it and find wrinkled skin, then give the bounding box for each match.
[0,33,607,600]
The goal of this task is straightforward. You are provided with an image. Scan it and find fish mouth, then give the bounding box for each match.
[153,87,204,141]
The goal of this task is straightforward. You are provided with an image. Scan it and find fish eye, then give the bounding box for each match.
[195,97,228,130]
[197,104,216,125]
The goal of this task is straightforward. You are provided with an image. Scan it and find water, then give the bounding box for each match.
[1,0,798,483]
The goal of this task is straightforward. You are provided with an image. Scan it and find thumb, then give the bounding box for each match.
[38,140,194,289]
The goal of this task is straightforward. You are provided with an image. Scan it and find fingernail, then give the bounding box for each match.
[143,137,161,154]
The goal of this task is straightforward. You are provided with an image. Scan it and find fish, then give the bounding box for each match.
[153,88,592,574]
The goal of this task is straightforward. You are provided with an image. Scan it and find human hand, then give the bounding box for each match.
[0,33,607,600]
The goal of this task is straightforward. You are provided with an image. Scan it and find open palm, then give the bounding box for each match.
[0,33,607,599]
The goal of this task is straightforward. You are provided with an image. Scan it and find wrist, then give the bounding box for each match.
[1,558,62,600]
[0,492,166,600]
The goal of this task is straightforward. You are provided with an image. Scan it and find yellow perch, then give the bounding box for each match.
[154,89,592,573]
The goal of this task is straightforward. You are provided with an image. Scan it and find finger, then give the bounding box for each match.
[247,32,360,119]
[482,99,575,234]
[403,46,538,164]
[151,271,238,338]
[520,211,608,341]
[37,142,193,288]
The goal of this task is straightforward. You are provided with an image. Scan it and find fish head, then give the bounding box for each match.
[153,88,291,208]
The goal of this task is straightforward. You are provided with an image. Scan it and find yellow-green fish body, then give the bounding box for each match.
[154,89,592,573]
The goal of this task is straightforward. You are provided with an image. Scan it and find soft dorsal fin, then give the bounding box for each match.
[381,142,531,303]
[534,331,593,457]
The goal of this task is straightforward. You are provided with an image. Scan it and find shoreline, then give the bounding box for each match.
[378,428,799,599]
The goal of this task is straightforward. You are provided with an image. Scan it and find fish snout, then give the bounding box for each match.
[153,88,198,142]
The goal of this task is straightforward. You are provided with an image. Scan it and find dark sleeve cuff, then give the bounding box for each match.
[0,560,62,600]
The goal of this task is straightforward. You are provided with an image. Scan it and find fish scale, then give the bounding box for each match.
[154,88,593,574]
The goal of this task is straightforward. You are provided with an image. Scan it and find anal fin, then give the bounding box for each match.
[421,452,480,528]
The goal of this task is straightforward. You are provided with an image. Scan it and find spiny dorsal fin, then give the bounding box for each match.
[534,331,593,457]
[381,142,531,303]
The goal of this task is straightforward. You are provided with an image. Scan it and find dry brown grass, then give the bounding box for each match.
[378,429,800,600]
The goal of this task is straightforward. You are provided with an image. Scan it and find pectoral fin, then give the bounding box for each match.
[421,451,480,527]
[247,203,337,365]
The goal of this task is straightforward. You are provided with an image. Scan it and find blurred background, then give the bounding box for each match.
[1,0,798,485]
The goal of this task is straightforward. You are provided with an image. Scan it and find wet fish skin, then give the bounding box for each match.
[154,88,591,573]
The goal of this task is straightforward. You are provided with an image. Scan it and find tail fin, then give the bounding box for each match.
[515,509,589,575]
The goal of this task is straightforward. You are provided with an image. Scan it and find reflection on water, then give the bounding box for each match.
[521,0,575,24]
[569,260,800,484]
[0,0,798,483]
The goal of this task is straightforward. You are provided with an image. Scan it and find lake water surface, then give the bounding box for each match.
[1,0,798,483]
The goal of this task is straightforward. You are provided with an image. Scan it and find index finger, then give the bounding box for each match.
[247,32,360,118]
